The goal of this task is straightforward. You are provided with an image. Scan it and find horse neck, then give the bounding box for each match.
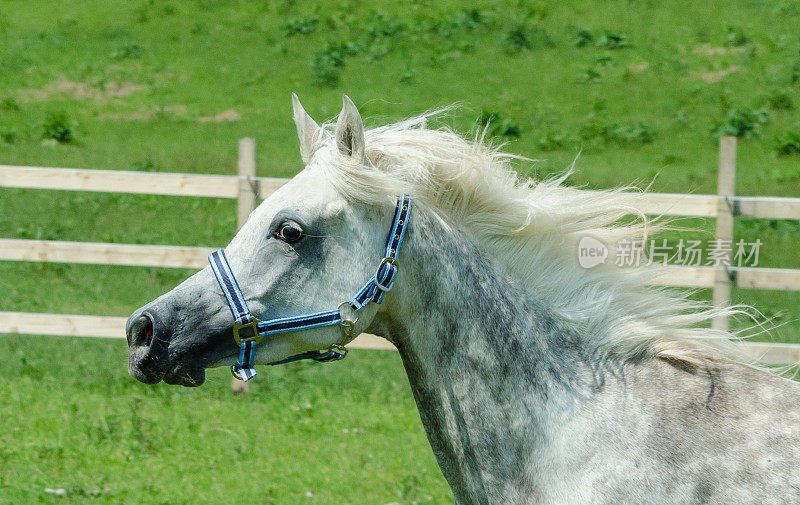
[370,210,603,504]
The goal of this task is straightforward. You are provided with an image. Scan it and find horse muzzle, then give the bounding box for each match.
[125,272,232,387]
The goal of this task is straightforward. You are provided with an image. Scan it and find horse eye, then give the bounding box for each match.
[277,224,303,243]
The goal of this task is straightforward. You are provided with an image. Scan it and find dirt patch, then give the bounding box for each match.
[97,111,152,121]
[692,44,747,56]
[19,78,147,103]
[627,62,649,74]
[700,66,740,83]
[198,109,241,123]
[97,105,187,121]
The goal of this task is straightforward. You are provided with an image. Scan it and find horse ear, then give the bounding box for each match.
[335,95,366,163]
[292,93,320,165]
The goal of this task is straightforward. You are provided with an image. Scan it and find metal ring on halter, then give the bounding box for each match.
[374,257,399,292]
[337,301,358,343]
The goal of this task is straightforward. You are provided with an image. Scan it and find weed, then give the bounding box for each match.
[569,26,594,47]
[712,108,769,138]
[774,1,800,15]
[767,89,795,111]
[504,23,552,53]
[581,66,601,81]
[399,68,415,84]
[133,158,160,171]
[661,154,685,165]
[536,130,573,151]
[724,26,749,47]
[775,126,800,155]
[41,111,77,144]
[0,129,17,145]
[597,30,630,49]
[577,108,655,145]
[479,111,521,138]
[603,122,655,145]
[595,53,614,66]
[452,8,492,30]
[504,24,531,52]
[110,41,143,59]
[1,97,20,110]
[364,12,406,40]
[282,15,318,36]
[310,41,357,87]
[525,2,550,20]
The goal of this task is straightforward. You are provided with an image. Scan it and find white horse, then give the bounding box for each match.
[127,94,800,504]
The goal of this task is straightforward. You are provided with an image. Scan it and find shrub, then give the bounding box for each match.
[712,108,769,138]
[41,111,77,144]
[775,126,800,155]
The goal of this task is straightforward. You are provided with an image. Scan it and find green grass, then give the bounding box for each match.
[0,335,450,504]
[1,0,800,502]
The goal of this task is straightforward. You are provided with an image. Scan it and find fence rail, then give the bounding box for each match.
[2,137,800,368]
[0,239,213,268]
[4,164,800,220]
[0,311,787,364]
[2,238,799,291]
[0,165,286,199]
[0,311,396,350]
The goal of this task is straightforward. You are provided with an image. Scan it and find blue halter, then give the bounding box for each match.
[209,195,412,381]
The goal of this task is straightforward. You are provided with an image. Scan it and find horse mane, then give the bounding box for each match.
[306,111,756,368]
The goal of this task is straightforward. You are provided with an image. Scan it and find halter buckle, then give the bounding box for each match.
[374,257,399,292]
[233,317,261,346]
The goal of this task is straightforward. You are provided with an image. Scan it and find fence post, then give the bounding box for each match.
[232,138,258,394]
[712,136,737,331]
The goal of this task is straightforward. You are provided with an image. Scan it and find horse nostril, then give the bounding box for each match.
[130,315,155,348]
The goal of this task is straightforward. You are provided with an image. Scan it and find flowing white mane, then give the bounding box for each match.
[306,112,752,367]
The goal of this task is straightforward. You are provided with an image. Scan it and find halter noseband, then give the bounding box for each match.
[208,195,412,381]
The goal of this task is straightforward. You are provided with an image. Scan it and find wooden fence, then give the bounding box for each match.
[1,136,800,369]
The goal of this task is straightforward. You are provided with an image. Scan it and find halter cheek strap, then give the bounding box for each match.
[208,195,412,382]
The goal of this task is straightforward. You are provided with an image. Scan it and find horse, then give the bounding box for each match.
[126,94,800,504]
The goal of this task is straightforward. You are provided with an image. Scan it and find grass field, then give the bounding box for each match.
[1,0,799,502]
[0,336,450,504]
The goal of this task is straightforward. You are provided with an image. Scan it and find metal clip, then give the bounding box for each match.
[337,302,358,343]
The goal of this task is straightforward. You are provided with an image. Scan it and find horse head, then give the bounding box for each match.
[126,95,397,386]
